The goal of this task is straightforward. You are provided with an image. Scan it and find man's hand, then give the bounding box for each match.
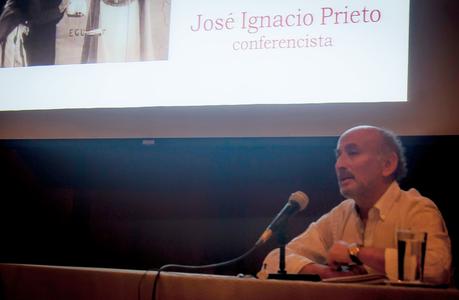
[327,240,354,270]
[328,242,387,274]
[299,262,366,279]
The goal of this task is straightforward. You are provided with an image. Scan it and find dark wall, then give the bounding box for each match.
[0,136,457,281]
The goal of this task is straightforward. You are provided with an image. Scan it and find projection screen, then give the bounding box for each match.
[2,0,457,138]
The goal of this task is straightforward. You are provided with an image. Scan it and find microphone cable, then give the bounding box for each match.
[148,243,259,300]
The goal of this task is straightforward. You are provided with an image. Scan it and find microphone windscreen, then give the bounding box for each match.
[288,191,309,211]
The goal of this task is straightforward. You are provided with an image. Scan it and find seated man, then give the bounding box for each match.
[258,125,451,284]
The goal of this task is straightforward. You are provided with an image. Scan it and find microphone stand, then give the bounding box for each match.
[267,222,321,281]
[277,226,287,275]
[268,222,291,280]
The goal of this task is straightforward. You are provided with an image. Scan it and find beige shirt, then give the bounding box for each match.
[258,182,451,284]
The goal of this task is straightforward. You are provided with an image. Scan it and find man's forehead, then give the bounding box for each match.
[337,128,382,149]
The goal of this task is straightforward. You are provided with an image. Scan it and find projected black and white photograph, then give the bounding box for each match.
[0,0,171,67]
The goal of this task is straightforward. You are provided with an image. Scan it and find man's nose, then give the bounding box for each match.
[335,154,347,170]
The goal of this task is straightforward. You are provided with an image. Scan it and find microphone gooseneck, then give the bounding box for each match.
[255,191,309,246]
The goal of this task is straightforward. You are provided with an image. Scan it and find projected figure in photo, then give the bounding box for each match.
[81,0,170,63]
[0,0,28,67]
[0,0,66,67]
[0,0,170,67]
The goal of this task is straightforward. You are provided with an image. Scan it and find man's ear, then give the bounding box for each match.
[381,151,398,178]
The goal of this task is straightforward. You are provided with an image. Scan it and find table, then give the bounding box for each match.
[1,264,458,300]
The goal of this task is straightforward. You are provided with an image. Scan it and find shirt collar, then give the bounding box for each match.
[372,181,401,221]
[352,181,401,221]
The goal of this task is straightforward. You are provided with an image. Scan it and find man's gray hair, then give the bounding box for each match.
[377,127,408,181]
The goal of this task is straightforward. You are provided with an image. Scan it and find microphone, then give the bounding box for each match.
[256,191,309,246]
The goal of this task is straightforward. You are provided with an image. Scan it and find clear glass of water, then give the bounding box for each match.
[397,230,427,282]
